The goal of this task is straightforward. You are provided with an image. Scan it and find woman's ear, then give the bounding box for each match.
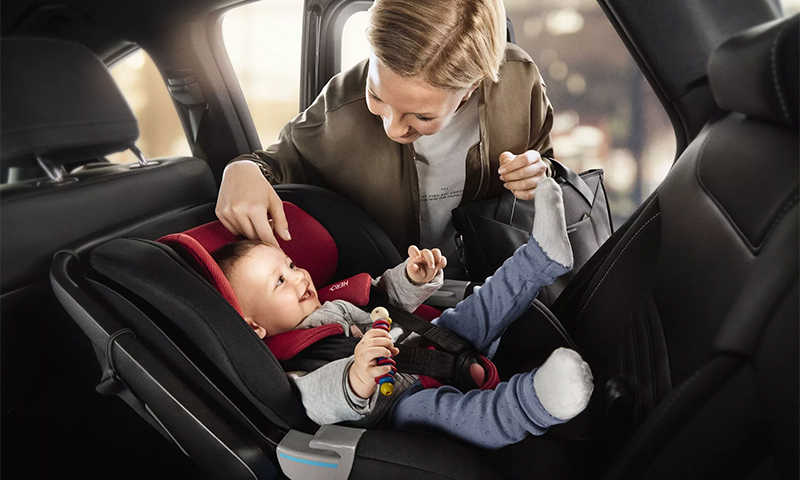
[244,316,268,339]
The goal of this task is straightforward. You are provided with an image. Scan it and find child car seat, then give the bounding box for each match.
[55,199,519,479]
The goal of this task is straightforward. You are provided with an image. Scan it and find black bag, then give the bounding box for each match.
[452,159,613,306]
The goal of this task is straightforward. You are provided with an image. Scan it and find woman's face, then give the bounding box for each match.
[366,53,476,144]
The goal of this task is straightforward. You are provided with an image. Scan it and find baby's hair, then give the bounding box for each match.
[211,239,265,279]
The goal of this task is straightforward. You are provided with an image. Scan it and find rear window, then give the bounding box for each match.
[107,49,191,164]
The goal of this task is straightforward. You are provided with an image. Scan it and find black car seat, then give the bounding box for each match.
[0,37,220,478]
[539,15,798,479]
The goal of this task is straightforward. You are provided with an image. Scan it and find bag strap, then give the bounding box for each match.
[550,158,597,206]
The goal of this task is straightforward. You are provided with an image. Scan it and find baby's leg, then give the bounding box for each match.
[434,178,573,356]
[391,348,593,449]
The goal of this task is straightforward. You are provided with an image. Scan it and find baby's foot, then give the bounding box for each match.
[532,347,594,421]
[531,177,573,271]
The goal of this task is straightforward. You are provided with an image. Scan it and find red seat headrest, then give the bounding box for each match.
[158,202,339,314]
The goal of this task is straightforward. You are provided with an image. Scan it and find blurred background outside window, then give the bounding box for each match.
[223,0,303,150]
[108,50,190,163]
[116,0,800,225]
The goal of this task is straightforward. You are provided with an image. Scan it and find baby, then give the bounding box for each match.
[213,178,593,449]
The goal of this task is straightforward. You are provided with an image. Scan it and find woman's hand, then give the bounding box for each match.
[215,161,291,248]
[498,150,548,200]
[348,328,400,399]
[406,245,447,284]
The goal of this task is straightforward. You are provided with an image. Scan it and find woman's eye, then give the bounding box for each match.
[415,114,433,122]
[276,276,285,287]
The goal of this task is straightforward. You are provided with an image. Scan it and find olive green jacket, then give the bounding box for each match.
[235,43,554,252]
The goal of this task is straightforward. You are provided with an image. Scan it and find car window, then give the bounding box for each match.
[506,0,676,225]
[222,0,304,147]
[341,11,371,73]
[338,2,675,226]
[107,49,191,163]
[781,0,800,15]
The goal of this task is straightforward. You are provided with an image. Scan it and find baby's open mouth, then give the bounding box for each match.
[300,288,315,302]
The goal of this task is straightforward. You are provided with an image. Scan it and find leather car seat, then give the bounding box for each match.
[545,15,799,479]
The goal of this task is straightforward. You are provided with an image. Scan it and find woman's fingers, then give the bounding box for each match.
[215,161,291,247]
[250,208,280,247]
[267,190,291,242]
[498,151,543,177]
[407,245,421,259]
[504,175,541,192]
[500,160,546,182]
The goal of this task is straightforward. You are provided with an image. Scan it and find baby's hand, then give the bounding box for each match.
[406,245,447,284]
[348,328,399,399]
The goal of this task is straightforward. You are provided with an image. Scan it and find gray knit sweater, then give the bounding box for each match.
[287,260,442,426]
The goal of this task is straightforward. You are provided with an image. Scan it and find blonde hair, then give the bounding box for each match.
[367,0,507,91]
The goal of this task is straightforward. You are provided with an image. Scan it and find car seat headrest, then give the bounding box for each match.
[708,15,799,127]
[158,202,339,300]
[0,37,139,165]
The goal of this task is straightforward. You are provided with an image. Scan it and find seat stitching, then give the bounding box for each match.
[576,212,661,322]
[631,321,642,422]
[760,192,799,243]
[696,122,798,251]
[771,23,792,123]
[0,157,191,204]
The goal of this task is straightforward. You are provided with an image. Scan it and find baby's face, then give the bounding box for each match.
[228,244,321,338]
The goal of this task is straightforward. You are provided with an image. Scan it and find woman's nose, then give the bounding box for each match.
[382,111,407,138]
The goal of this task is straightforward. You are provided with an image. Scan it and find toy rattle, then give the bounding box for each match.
[370,306,396,396]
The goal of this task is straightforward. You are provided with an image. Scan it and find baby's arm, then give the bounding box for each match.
[291,357,371,425]
[372,246,446,312]
[290,329,399,424]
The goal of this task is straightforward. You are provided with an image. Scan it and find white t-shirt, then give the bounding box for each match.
[413,93,480,267]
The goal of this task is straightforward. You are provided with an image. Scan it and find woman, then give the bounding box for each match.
[216,0,555,273]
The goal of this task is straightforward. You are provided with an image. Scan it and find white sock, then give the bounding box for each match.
[533,347,594,421]
[531,177,573,269]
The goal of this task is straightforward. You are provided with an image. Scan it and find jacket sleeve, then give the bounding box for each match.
[526,61,556,177]
[372,259,443,312]
[290,356,378,425]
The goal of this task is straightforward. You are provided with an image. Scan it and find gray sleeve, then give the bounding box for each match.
[291,356,378,425]
[372,259,443,312]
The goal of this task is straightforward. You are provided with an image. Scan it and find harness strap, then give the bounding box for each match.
[369,289,472,355]
[369,289,498,391]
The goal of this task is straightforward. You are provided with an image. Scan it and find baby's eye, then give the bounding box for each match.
[289,262,296,269]
[415,114,433,122]
[276,275,285,287]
